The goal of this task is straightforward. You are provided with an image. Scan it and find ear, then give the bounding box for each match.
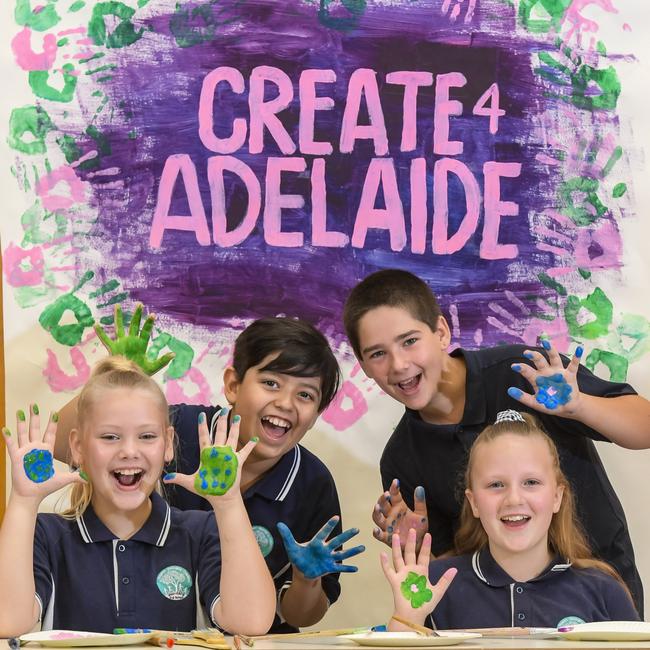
[69,428,83,468]
[223,366,241,406]
[164,426,175,464]
[435,315,452,349]
[465,488,480,518]
[553,483,565,514]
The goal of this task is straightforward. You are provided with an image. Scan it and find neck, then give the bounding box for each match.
[92,495,152,540]
[488,539,554,583]
[240,454,277,493]
[419,354,467,424]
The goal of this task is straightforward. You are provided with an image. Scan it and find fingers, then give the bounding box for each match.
[372,503,388,528]
[521,348,549,370]
[566,344,583,376]
[276,522,298,550]
[198,411,212,449]
[416,532,432,566]
[327,526,360,549]
[432,567,457,604]
[128,303,143,336]
[213,408,229,446]
[16,408,29,448]
[506,387,539,411]
[225,413,241,449]
[388,478,402,501]
[336,564,359,574]
[540,338,562,366]
[42,412,59,449]
[413,485,428,518]
[237,435,258,464]
[380,551,394,581]
[28,404,41,444]
[50,469,86,492]
[114,304,125,338]
[94,322,114,352]
[331,544,365,561]
[313,516,340,543]
[391,532,405,572]
[148,352,176,375]
[139,313,155,343]
[162,471,195,494]
[403,528,418,566]
[1,426,14,452]
[372,525,390,547]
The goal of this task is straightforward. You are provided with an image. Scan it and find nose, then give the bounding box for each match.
[504,484,523,506]
[118,437,140,458]
[389,349,410,374]
[273,388,293,411]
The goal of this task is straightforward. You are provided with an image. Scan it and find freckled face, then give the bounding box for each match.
[357,306,450,413]
[465,434,564,564]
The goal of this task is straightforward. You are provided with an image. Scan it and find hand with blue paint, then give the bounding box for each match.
[163,407,258,507]
[2,406,85,504]
[508,339,584,417]
[381,528,456,629]
[277,516,365,580]
[372,479,429,553]
[94,303,175,376]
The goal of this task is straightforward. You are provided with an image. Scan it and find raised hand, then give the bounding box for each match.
[2,406,85,503]
[94,303,175,376]
[508,339,584,417]
[381,529,456,625]
[163,408,257,506]
[372,479,429,552]
[277,516,365,580]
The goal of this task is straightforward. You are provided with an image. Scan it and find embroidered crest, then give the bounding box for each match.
[557,616,586,627]
[156,565,192,601]
[253,525,274,557]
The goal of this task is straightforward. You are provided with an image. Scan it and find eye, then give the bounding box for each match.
[403,337,418,347]
[100,433,119,441]
[262,379,279,389]
[524,478,541,487]
[298,390,316,402]
[487,481,504,489]
[140,431,159,441]
[368,350,385,360]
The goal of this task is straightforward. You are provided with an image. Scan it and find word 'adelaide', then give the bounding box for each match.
[151,66,521,260]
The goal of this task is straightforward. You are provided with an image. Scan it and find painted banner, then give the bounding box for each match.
[2,0,649,625]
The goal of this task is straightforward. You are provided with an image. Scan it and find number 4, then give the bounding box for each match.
[472,83,505,134]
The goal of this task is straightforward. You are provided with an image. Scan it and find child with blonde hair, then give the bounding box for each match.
[0,357,275,637]
[382,410,638,630]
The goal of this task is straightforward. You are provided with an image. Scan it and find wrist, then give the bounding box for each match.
[8,492,42,515]
[291,568,322,588]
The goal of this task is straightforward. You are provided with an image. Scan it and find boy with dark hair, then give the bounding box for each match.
[343,268,650,615]
[56,313,364,633]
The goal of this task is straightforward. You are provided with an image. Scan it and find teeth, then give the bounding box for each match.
[398,376,419,389]
[114,469,142,476]
[501,515,530,522]
[262,416,291,429]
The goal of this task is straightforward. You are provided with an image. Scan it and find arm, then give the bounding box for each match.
[508,341,650,449]
[380,529,456,630]
[277,517,364,627]
[0,409,84,636]
[163,410,275,635]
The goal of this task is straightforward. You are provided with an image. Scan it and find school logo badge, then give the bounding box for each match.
[253,525,274,557]
[156,565,192,601]
[557,616,586,627]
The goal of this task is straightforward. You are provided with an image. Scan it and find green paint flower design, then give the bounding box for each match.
[400,571,433,609]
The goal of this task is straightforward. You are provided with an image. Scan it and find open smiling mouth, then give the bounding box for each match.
[113,469,144,488]
[261,416,292,440]
[501,515,531,528]
[397,374,421,392]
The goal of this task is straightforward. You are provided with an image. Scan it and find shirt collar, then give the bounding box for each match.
[243,445,302,502]
[472,547,572,587]
[76,492,172,546]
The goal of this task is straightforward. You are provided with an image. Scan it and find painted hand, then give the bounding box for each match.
[2,406,85,502]
[277,516,365,580]
[94,303,175,376]
[163,408,257,506]
[372,480,429,553]
[380,529,456,626]
[508,339,584,417]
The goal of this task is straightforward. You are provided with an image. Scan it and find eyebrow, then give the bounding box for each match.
[361,329,421,356]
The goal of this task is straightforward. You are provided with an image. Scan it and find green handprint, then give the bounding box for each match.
[94,303,175,375]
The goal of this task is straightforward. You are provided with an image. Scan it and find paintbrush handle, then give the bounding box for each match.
[390,615,435,636]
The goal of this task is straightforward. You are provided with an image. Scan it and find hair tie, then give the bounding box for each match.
[495,409,525,424]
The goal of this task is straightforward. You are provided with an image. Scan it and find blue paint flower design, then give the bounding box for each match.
[23,448,55,483]
[400,571,433,609]
[535,373,572,409]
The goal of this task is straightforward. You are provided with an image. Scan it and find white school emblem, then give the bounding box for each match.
[253,525,274,557]
[156,565,192,600]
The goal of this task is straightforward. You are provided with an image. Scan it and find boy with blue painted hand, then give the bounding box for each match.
[56,311,364,632]
[343,269,650,615]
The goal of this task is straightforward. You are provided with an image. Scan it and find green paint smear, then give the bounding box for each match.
[585,349,628,382]
[86,64,118,76]
[57,37,69,46]
[149,333,194,379]
[21,202,68,246]
[558,176,608,226]
[70,0,86,11]
[128,130,138,139]
[597,40,607,56]
[8,105,54,155]
[577,268,592,280]
[88,1,144,48]
[519,0,571,33]
[29,65,78,102]
[15,0,60,31]
[564,287,613,340]
[195,445,238,496]
[89,279,121,299]
[86,125,112,155]
[538,272,567,297]
[607,314,650,363]
[39,293,95,346]
[400,571,433,609]
[96,292,129,308]
[613,183,627,198]
[80,53,105,64]
[601,146,623,178]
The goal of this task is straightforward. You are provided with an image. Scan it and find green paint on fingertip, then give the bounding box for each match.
[613,182,627,198]
[79,470,89,481]
[2,428,11,437]
[32,404,40,415]
[232,414,241,423]
[17,410,26,422]
[251,436,259,443]
[198,412,206,423]
[52,412,59,423]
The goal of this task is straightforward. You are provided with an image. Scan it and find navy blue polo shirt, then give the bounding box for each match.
[34,492,221,633]
[380,344,643,615]
[427,548,639,629]
[165,404,343,633]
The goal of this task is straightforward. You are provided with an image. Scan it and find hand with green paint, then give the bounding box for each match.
[373,479,429,552]
[94,303,175,376]
[380,528,457,628]
[2,406,85,504]
[163,408,258,507]
[508,339,584,417]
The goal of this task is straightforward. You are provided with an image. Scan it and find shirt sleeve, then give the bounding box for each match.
[601,574,641,621]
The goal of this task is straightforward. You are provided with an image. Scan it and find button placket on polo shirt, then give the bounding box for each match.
[512,583,530,624]
[116,540,135,617]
